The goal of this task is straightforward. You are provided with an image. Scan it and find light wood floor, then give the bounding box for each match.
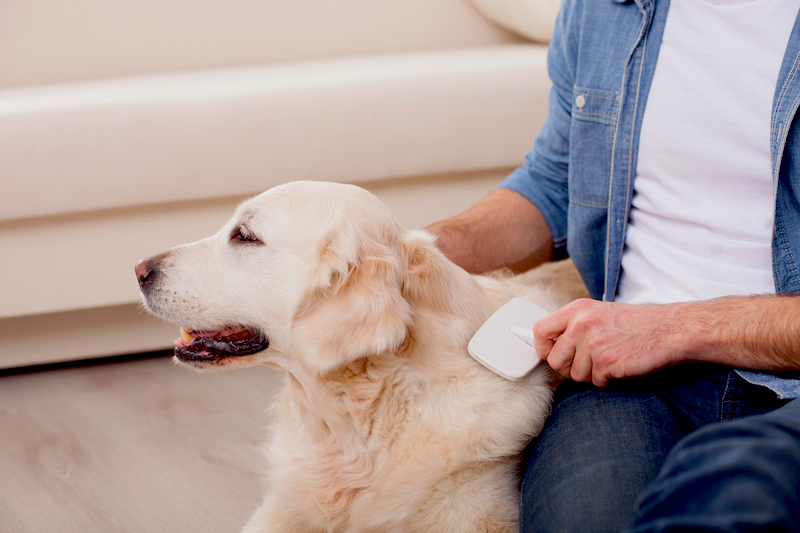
[0,354,284,533]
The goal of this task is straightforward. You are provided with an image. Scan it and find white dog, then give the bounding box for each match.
[136,181,585,533]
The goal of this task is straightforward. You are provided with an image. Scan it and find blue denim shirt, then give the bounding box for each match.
[501,0,800,398]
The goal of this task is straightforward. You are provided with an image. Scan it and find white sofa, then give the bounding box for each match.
[0,0,553,369]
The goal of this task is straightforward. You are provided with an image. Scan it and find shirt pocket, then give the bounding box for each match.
[569,86,621,208]
[572,87,621,125]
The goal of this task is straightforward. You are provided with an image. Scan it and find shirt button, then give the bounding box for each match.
[575,94,586,109]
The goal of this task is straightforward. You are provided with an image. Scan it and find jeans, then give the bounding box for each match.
[520,363,800,532]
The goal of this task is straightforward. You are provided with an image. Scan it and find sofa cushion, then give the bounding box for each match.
[0,0,523,89]
[0,45,550,222]
[466,0,561,43]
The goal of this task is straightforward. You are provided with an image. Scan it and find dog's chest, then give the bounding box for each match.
[293,409,435,528]
[306,441,375,521]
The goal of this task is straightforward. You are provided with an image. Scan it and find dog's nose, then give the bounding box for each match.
[135,258,155,286]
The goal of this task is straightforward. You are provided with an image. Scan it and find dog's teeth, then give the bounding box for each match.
[180,327,194,343]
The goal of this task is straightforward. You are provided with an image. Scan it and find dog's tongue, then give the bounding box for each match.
[173,326,269,361]
[175,326,249,347]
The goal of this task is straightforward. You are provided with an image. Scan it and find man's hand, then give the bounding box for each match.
[533,299,687,387]
[533,295,800,387]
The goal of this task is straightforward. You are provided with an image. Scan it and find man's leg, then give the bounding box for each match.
[519,379,688,533]
[625,398,800,533]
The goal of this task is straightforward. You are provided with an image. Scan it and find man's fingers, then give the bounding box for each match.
[533,307,571,358]
[543,336,576,378]
[569,349,593,383]
[592,371,611,388]
[535,337,556,360]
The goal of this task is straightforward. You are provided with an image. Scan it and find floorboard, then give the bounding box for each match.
[0,355,283,533]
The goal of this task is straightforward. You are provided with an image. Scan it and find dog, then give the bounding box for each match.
[136,181,586,533]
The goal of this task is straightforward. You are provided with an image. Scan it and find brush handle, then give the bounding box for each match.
[509,326,536,349]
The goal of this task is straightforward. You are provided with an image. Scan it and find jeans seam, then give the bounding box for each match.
[721,371,735,422]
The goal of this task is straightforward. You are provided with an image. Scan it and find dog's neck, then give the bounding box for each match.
[284,264,512,448]
[286,354,408,447]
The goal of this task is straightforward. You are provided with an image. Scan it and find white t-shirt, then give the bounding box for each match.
[615,0,799,305]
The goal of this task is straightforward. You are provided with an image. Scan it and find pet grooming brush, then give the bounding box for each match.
[467,298,549,380]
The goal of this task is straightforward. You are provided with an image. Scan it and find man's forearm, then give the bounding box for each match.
[686,294,800,371]
[425,188,554,274]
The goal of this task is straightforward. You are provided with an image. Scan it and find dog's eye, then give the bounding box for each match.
[230,226,261,244]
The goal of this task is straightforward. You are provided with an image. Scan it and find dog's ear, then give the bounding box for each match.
[291,230,412,375]
[400,230,458,311]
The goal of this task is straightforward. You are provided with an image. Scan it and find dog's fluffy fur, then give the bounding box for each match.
[138,181,586,533]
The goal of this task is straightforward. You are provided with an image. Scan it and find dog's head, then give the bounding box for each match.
[137,181,450,374]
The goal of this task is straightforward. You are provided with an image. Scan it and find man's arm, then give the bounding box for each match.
[425,188,554,274]
[533,295,800,387]
[427,0,576,276]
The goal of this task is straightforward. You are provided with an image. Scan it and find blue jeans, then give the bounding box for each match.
[520,363,800,532]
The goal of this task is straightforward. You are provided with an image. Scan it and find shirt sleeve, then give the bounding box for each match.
[498,0,577,256]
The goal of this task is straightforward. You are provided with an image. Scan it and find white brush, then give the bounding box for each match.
[467,298,549,380]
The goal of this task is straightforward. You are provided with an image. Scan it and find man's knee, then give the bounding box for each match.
[628,399,800,532]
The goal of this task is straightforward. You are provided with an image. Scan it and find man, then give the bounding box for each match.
[427,0,800,531]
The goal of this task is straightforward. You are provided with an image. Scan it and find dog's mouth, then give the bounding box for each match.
[174,326,269,362]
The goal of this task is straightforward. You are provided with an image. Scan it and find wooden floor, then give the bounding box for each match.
[0,354,284,533]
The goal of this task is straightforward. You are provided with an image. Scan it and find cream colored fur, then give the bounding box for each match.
[139,181,586,533]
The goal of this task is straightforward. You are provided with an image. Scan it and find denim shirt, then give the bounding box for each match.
[501,0,800,398]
